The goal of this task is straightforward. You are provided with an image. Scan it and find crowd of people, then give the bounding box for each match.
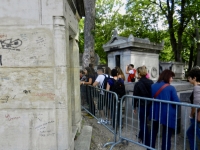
[80,63,200,150]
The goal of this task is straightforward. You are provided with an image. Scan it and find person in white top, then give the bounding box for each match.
[93,66,106,124]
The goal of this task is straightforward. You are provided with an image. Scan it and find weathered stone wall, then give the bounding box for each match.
[0,0,81,149]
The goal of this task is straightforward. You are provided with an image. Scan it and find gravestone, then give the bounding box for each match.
[160,62,184,79]
[159,62,173,74]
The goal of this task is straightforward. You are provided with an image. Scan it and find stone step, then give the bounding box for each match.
[74,125,93,150]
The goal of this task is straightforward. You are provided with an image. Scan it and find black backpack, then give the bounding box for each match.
[102,74,111,89]
[110,78,126,98]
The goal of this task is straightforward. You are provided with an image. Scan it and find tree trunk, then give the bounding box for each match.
[177,30,183,62]
[167,12,178,61]
[188,43,194,71]
[196,28,200,66]
[82,0,96,68]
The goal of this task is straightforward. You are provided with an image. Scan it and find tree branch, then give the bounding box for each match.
[158,0,168,18]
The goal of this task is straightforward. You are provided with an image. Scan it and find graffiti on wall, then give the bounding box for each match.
[0,39,22,51]
[0,55,2,66]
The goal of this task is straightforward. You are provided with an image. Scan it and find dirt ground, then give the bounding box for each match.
[82,111,149,150]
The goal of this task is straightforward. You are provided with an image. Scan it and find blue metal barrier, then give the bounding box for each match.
[81,85,119,148]
[110,95,200,150]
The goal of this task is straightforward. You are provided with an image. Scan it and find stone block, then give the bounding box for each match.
[0,109,57,150]
[74,126,93,150]
[42,0,63,25]
[0,0,40,25]
[0,68,55,109]
[0,27,54,67]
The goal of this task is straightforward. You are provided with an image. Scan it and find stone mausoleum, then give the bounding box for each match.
[0,0,84,149]
[103,30,164,81]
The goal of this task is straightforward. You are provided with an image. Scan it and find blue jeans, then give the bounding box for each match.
[187,118,200,150]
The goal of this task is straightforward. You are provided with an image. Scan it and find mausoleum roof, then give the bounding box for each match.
[68,0,85,17]
[103,29,164,52]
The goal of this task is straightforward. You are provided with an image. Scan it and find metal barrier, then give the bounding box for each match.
[110,95,200,150]
[81,85,119,147]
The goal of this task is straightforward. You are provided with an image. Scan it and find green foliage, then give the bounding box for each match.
[79,0,200,65]
[94,0,124,64]
[79,19,84,54]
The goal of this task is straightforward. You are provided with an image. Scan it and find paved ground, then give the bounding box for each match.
[82,110,192,150]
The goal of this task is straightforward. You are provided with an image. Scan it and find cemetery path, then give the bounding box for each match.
[82,110,190,150]
[82,111,144,150]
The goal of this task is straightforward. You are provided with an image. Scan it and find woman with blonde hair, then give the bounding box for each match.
[142,65,150,79]
[115,66,126,81]
[133,66,154,147]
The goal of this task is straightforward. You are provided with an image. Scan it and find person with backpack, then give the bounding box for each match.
[106,69,126,128]
[93,66,111,124]
[133,66,154,148]
[126,64,136,82]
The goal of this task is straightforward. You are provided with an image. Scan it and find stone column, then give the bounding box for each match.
[53,16,71,150]
[70,35,82,131]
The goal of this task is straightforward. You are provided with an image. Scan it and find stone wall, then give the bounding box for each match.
[108,51,159,81]
[0,1,81,150]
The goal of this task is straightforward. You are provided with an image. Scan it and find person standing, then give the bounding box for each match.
[150,69,180,150]
[115,66,126,81]
[133,66,154,147]
[186,68,200,150]
[126,64,136,82]
[80,69,86,81]
[80,67,95,115]
[106,69,125,128]
[93,66,108,124]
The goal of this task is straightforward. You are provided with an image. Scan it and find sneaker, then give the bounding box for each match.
[102,119,107,124]
[107,120,111,125]
[97,118,102,124]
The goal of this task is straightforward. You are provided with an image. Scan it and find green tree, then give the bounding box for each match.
[94,0,124,64]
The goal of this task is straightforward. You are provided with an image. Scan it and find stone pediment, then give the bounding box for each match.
[103,29,164,52]
[107,36,128,45]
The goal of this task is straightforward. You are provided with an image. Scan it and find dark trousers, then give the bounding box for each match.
[86,86,95,116]
[112,100,120,129]
[138,106,150,147]
[151,121,173,150]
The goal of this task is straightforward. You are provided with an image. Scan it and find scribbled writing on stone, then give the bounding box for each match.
[0,55,2,66]
[0,39,22,51]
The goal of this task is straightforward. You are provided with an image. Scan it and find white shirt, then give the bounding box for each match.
[95,74,105,87]
[129,69,135,74]
[95,74,111,88]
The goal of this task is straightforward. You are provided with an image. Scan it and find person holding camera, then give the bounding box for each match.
[126,64,136,82]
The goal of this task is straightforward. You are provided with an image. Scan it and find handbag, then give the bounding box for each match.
[131,78,135,82]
